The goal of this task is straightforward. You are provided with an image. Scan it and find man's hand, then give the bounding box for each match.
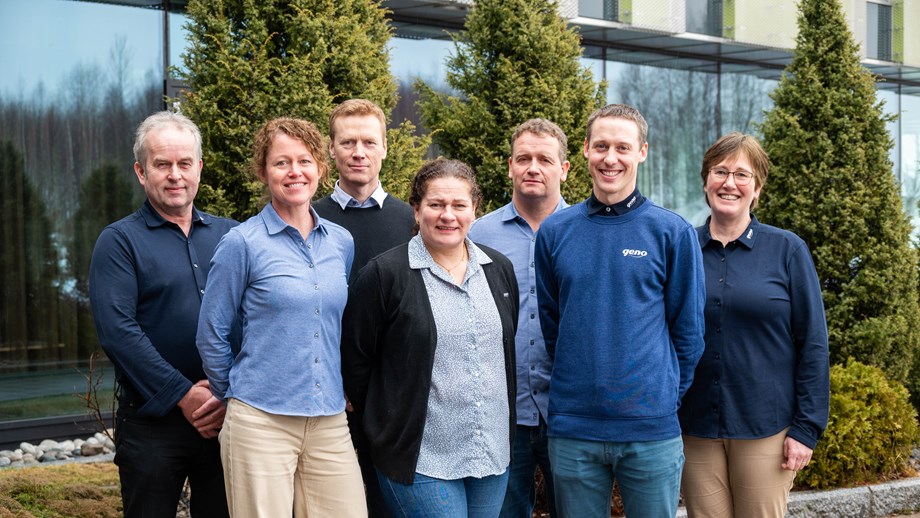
[782,436,813,471]
[178,380,226,439]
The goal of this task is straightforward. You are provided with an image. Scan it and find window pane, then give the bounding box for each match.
[686,0,723,37]
[0,0,163,422]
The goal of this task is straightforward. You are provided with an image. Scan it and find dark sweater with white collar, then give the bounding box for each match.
[313,195,414,282]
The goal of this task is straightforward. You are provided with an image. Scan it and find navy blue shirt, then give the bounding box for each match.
[89,201,238,417]
[678,215,829,449]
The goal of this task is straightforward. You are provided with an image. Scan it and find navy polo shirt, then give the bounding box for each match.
[678,215,830,449]
[89,201,238,417]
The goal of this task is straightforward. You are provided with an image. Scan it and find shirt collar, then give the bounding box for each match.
[698,214,759,250]
[260,202,327,237]
[586,188,645,216]
[140,199,209,228]
[408,234,493,272]
[330,180,388,210]
[502,196,569,223]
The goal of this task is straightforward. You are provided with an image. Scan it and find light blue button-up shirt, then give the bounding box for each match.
[196,203,354,417]
[469,198,568,426]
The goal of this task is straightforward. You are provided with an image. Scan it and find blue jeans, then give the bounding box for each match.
[377,469,510,518]
[548,436,683,518]
[500,420,557,518]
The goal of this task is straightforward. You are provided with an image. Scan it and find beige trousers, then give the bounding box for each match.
[220,399,367,518]
[681,428,797,518]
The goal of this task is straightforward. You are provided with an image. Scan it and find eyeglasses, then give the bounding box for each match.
[709,168,755,186]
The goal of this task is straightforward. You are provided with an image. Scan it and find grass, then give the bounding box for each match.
[0,462,121,517]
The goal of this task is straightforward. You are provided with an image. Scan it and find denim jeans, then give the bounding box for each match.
[377,469,510,518]
[549,436,683,518]
[500,419,557,518]
[114,403,228,518]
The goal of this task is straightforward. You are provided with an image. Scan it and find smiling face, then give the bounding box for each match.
[134,125,201,220]
[583,116,648,206]
[704,152,762,225]
[509,131,569,202]
[262,132,320,216]
[414,176,476,256]
[329,114,387,196]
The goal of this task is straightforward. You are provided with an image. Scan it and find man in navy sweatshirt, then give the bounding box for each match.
[534,104,705,518]
[313,99,413,517]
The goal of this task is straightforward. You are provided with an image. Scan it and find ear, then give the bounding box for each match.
[134,162,146,186]
[507,156,514,180]
[638,142,649,163]
[560,160,570,183]
[583,138,590,159]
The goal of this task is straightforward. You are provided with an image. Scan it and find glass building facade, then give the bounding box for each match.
[1,0,919,425]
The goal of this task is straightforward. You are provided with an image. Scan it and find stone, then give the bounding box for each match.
[21,453,35,462]
[0,457,9,466]
[85,437,99,445]
[80,443,105,456]
[0,450,12,459]
[38,439,59,451]
[103,437,115,450]
[10,450,22,462]
[19,442,37,455]
[59,440,75,451]
[93,432,107,443]
[73,439,84,448]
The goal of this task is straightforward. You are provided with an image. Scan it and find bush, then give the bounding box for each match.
[796,360,919,489]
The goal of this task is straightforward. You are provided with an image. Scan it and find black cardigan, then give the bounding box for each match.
[341,242,519,484]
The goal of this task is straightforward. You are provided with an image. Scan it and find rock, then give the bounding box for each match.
[59,440,75,451]
[80,443,105,456]
[19,442,38,455]
[21,453,35,462]
[93,432,107,443]
[103,438,115,450]
[71,449,82,456]
[0,450,12,459]
[10,450,23,462]
[38,439,59,451]
[73,439,84,448]
[85,437,99,445]
[0,457,9,467]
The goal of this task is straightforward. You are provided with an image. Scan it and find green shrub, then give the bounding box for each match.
[796,360,919,489]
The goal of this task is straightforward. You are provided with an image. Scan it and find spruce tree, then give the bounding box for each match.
[759,0,920,385]
[415,0,606,211]
[179,0,428,220]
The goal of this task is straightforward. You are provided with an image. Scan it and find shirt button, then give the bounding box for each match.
[719,278,724,283]
[314,333,319,338]
[475,401,482,407]
[314,308,320,315]
[716,327,721,333]
[530,288,535,294]
[605,207,611,213]
[309,263,314,268]
[199,289,205,294]
[532,390,538,395]
[530,339,535,345]
[530,314,535,319]
[315,383,320,388]
[531,365,536,371]
[314,358,320,363]
[314,284,319,290]
[721,257,725,262]
[307,243,312,249]
[193,263,199,268]
[712,406,718,413]
[714,352,720,359]
[530,261,534,268]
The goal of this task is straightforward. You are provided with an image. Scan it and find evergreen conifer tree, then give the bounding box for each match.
[759,0,920,385]
[179,0,428,220]
[415,0,606,211]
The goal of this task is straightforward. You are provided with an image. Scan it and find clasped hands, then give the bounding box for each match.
[178,380,226,439]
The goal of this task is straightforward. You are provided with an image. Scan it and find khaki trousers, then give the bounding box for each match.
[220,399,367,518]
[681,428,796,518]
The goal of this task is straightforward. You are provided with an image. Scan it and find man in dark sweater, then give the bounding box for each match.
[313,99,413,517]
[313,99,414,283]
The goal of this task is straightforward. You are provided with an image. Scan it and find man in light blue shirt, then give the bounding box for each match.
[469,118,570,518]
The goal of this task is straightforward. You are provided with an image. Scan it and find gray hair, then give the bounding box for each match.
[133,111,202,166]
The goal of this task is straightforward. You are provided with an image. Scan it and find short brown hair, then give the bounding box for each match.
[510,118,568,164]
[329,99,387,142]
[700,132,769,209]
[251,117,329,197]
[586,103,648,145]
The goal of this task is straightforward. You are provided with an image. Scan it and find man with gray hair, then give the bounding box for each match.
[90,111,237,517]
[469,118,570,517]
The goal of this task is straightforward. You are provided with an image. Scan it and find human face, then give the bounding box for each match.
[704,153,761,224]
[583,116,648,206]
[414,177,476,256]
[509,132,569,202]
[134,126,201,220]
[329,114,387,195]
[262,132,320,215]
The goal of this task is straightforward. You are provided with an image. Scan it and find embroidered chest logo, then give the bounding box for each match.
[622,249,648,258]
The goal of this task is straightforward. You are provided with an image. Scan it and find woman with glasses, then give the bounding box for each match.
[677,132,830,518]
